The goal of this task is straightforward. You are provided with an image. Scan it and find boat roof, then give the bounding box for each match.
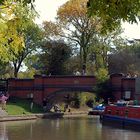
[106,104,140,108]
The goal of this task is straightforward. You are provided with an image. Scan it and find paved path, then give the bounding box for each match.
[0,108,8,116]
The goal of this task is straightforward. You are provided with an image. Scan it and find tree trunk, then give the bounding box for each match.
[14,69,18,78]
[82,48,87,75]
[13,62,21,78]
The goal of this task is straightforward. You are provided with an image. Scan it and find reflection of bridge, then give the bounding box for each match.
[8,75,96,105]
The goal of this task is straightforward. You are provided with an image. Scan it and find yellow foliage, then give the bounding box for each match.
[0,1,33,61]
[58,0,88,21]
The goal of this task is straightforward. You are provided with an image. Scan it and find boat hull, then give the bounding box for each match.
[102,114,140,129]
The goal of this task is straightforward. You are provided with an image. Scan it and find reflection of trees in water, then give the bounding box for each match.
[0,122,8,140]
[1,118,140,140]
[5,120,36,140]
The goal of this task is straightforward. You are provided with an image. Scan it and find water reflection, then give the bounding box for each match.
[0,122,8,140]
[0,117,139,140]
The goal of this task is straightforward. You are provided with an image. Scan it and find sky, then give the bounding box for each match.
[34,0,68,23]
[34,0,140,40]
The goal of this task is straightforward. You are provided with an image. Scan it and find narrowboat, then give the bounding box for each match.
[101,104,140,129]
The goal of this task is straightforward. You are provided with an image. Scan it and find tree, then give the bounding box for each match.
[64,54,81,75]
[0,2,43,78]
[11,21,43,78]
[95,80,114,103]
[0,0,38,62]
[0,0,35,6]
[0,2,25,61]
[36,40,72,75]
[108,40,140,75]
[87,0,140,33]
[90,26,122,64]
[43,0,101,74]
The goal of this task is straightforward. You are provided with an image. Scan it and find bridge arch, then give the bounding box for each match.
[43,88,96,111]
[43,87,96,103]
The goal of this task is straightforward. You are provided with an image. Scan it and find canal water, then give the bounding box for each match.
[0,116,140,140]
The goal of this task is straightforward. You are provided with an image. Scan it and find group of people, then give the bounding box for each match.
[42,97,70,112]
[42,98,61,112]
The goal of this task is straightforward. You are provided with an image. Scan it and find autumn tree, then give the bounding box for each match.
[43,0,125,77]
[0,2,43,78]
[43,0,101,74]
[59,0,99,72]
[0,1,25,61]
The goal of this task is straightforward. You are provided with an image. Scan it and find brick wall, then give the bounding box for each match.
[8,75,96,105]
[111,73,136,101]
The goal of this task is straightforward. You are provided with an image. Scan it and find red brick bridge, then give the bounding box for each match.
[1,73,140,108]
[8,75,96,105]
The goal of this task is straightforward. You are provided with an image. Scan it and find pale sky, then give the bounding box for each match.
[122,22,140,39]
[34,0,140,39]
[34,0,68,23]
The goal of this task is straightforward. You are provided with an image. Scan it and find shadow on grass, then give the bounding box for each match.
[6,97,43,115]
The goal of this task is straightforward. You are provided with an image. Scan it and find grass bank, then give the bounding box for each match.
[6,98,43,115]
[5,98,90,116]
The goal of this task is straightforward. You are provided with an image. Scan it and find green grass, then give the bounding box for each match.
[6,98,43,115]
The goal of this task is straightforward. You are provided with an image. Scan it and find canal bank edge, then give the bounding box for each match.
[0,111,88,122]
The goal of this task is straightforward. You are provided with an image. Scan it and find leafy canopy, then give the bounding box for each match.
[87,0,140,32]
[0,1,36,61]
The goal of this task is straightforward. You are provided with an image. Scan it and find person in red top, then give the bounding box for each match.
[0,93,9,110]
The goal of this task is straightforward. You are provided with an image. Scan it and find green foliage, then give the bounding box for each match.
[95,80,113,103]
[18,68,36,78]
[70,92,95,108]
[108,40,140,75]
[79,92,96,108]
[38,40,72,75]
[0,0,35,5]
[0,61,13,78]
[71,93,81,108]
[0,1,41,69]
[87,26,123,74]
[0,2,43,77]
[11,21,43,78]
[87,0,140,33]
[0,2,23,61]
[43,0,102,73]
[95,68,109,83]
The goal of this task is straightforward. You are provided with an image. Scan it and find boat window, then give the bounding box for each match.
[116,110,119,115]
[125,110,129,117]
[107,109,111,114]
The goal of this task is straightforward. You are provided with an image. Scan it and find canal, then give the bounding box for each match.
[0,116,140,140]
